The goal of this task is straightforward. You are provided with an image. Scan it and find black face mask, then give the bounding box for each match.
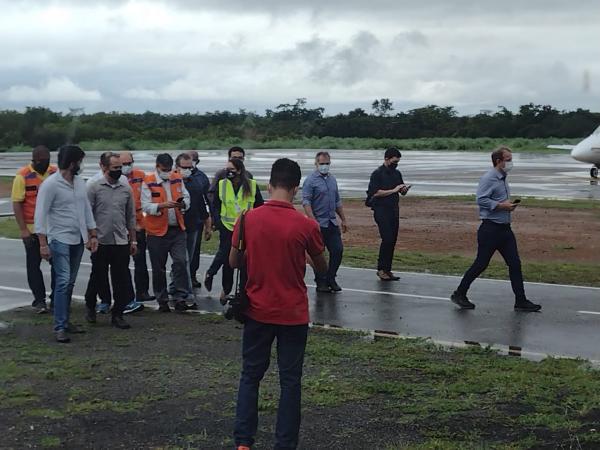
[389,162,398,170]
[71,164,81,176]
[32,160,50,174]
[109,169,122,180]
[226,170,237,179]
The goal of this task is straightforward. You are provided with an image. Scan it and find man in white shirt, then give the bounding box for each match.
[35,145,98,343]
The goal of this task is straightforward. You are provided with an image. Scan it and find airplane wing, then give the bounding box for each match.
[547,144,575,150]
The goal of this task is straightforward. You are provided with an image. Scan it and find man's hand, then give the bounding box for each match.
[497,201,517,211]
[86,236,98,253]
[159,201,179,210]
[204,227,212,241]
[341,220,348,233]
[40,245,51,261]
[20,228,31,239]
[400,184,411,195]
[130,242,137,256]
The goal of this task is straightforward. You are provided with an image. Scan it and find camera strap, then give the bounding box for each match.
[233,211,247,294]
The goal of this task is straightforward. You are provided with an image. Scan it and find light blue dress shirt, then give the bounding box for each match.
[302,171,342,228]
[476,167,511,224]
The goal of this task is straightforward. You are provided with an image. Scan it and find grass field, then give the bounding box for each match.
[1,306,599,449]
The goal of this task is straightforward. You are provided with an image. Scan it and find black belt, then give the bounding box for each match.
[482,219,510,227]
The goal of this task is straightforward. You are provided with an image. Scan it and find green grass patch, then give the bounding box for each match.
[0,217,20,238]
[39,436,61,448]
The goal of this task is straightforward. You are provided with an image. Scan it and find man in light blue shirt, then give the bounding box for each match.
[302,151,347,293]
[35,145,98,343]
[450,146,541,312]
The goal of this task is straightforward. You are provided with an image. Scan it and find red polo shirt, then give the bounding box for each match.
[232,199,325,325]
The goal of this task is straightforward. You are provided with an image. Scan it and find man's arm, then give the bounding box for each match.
[34,181,52,260]
[11,174,30,238]
[141,181,178,215]
[229,217,243,268]
[309,251,328,274]
[180,182,191,211]
[476,177,514,212]
[334,179,347,232]
[126,188,137,255]
[301,176,316,220]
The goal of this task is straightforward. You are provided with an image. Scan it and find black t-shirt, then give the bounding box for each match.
[367,165,404,209]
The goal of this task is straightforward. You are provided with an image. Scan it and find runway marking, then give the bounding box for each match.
[578,310,600,316]
[306,283,450,302]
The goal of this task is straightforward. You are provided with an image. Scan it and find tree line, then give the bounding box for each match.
[0,98,598,150]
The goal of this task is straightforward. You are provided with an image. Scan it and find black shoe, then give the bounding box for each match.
[174,301,189,312]
[32,302,48,314]
[158,303,171,313]
[55,329,70,343]
[316,282,333,293]
[85,307,96,324]
[386,271,400,281]
[377,270,393,281]
[111,316,131,329]
[204,273,213,292]
[136,292,156,302]
[191,277,202,289]
[514,299,542,312]
[450,291,475,309]
[329,280,342,292]
[188,303,199,311]
[65,323,86,334]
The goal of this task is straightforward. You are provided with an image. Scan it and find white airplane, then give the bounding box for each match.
[548,125,600,178]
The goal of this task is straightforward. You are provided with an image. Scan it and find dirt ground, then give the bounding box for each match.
[340,199,600,264]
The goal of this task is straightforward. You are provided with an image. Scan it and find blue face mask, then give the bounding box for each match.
[318,164,330,175]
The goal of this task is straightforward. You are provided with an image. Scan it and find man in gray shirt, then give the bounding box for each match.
[84,152,137,329]
[35,145,98,343]
[450,146,541,312]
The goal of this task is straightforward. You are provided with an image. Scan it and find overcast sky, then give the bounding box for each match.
[1,0,599,115]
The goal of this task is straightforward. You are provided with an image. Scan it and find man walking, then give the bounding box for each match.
[35,145,97,343]
[84,152,137,329]
[302,151,347,293]
[230,158,327,450]
[141,153,190,312]
[450,146,541,312]
[12,145,56,313]
[367,147,410,281]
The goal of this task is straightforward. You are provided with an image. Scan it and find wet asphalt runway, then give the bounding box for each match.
[1,237,598,361]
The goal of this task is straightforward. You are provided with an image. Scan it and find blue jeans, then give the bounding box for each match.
[315,225,343,284]
[49,240,84,332]
[234,319,308,449]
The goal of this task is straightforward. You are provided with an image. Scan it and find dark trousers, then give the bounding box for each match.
[234,318,308,450]
[190,221,205,279]
[147,227,188,303]
[207,223,234,295]
[22,233,54,306]
[373,207,399,272]
[457,220,526,301]
[314,225,343,284]
[84,244,134,316]
[133,229,150,296]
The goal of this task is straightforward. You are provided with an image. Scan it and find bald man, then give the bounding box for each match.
[12,145,57,313]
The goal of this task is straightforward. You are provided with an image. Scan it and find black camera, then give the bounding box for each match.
[222,292,247,323]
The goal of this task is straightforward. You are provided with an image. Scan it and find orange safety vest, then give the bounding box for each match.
[17,164,57,224]
[127,168,146,229]
[143,172,186,236]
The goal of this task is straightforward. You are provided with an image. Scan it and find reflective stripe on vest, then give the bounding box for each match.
[219,178,256,231]
[17,165,57,224]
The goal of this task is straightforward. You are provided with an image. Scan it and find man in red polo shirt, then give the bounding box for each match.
[230,158,327,450]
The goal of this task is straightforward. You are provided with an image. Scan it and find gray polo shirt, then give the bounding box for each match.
[87,175,136,245]
[476,167,511,224]
[34,172,96,245]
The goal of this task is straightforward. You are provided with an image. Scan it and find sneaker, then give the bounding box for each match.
[55,329,70,343]
[136,292,156,302]
[96,303,110,314]
[316,282,333,293]
[85,307,96,324]
[191,277,202,289]
[188,303,199,311]
[111,315,131,329]
[450,291,475,309]
[514,299,542,312]
[174,301,189,312]
[204,273,214,292]
[158,302,171,313]
[32,302,48,314]
[65,323,85,334]
[329,280,342,292]
[123,301,144,315]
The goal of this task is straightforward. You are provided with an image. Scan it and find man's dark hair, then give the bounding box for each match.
[57,145,85,170]
[32,145,50,160]
[156,153,173,168]
[315,151,331,161]
[175,153,192,166]
[269,158,301,191]
[384,147,402,159]
[491,146,511,166]
[100,151,119,168]
[228,146,245,158]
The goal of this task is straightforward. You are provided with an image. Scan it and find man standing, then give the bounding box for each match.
[230,158,327,450]
[367,147,410,281]
[450,147,541,312]
[302,151,347,293]
[12,145,56,313]
[35,145,97,343]
[84,153,137,329]
[141,153,190,312]
[182,151,212,290]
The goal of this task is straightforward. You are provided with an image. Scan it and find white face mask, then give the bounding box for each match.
[158,170,171,181]
[121,165,133,175]
[503,161,514,173]
[318,164,330,175]
[180,168,192,178]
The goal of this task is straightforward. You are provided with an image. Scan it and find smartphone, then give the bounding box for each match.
[513,198,521,204]
[176,197,184,203]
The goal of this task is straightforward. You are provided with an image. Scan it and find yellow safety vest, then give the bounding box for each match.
[219,178,257,231]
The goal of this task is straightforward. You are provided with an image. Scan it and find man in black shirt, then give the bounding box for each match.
[367,148,411,281]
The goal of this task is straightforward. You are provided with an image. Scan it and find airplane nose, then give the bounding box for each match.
[571,143,587,162]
